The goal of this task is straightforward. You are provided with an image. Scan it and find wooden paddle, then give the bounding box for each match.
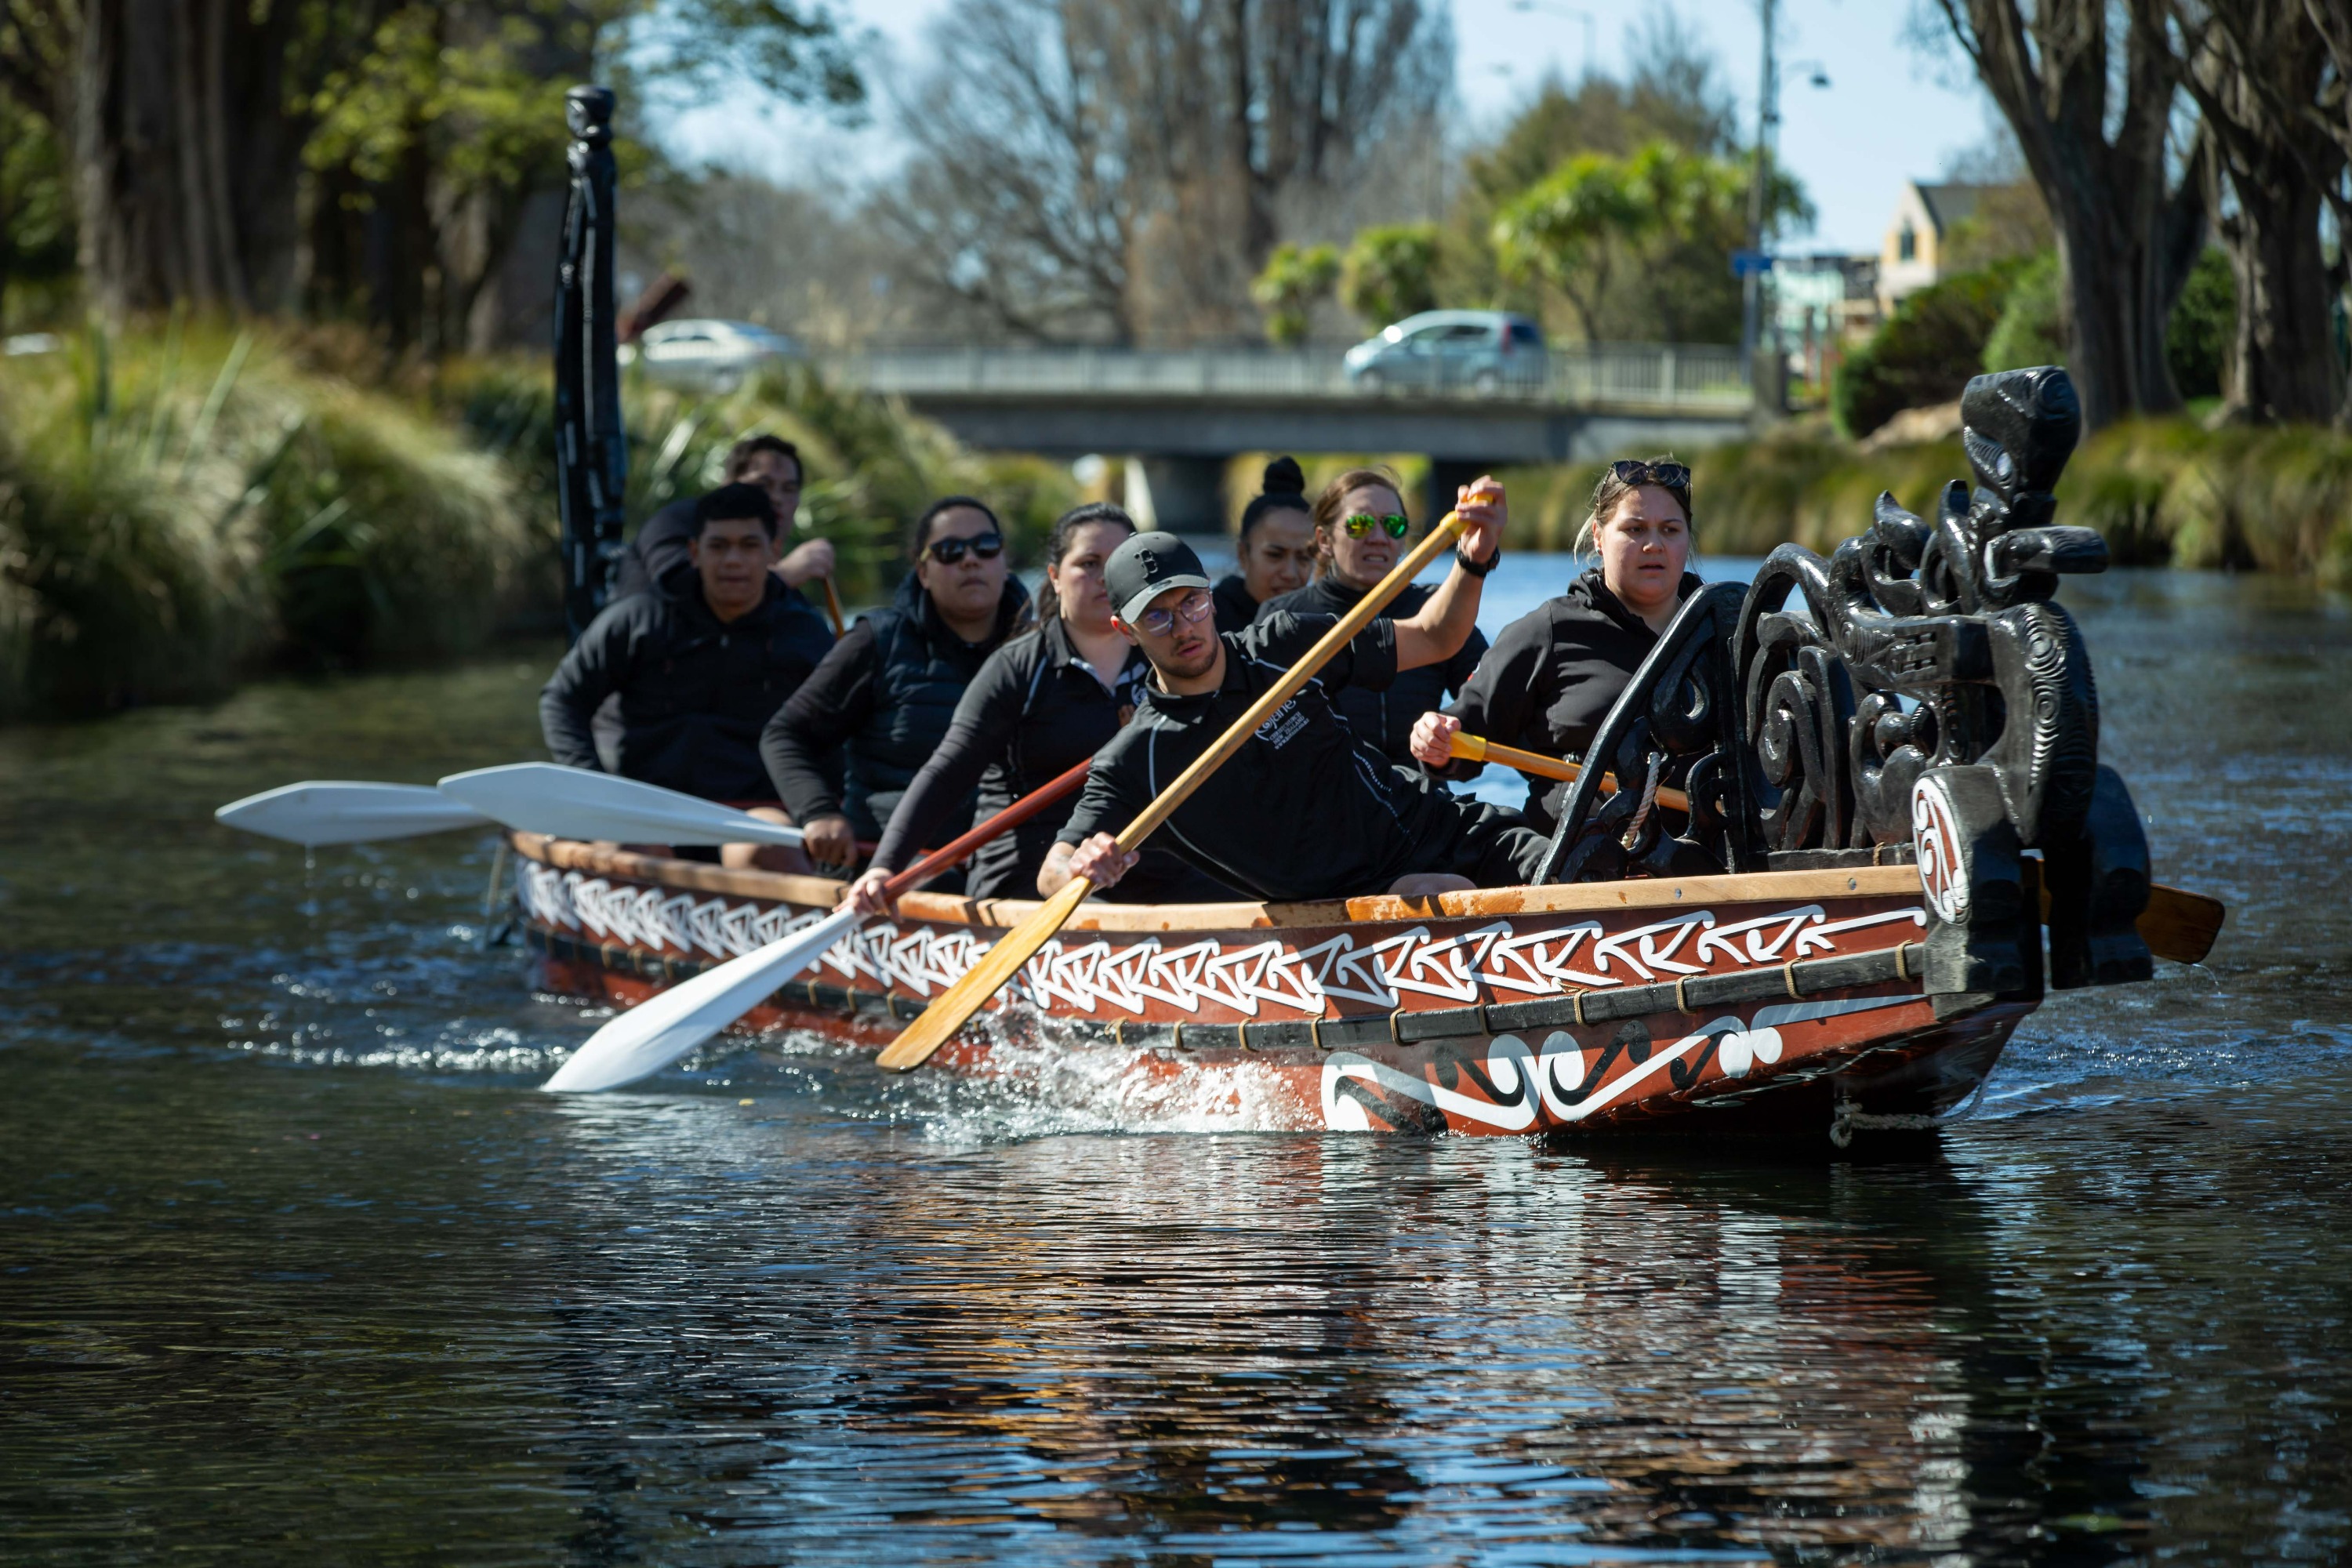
[544,756,1097,1092]
[873,510,1475,1073]
[1447,731,1690,813]
[818,573,847,636]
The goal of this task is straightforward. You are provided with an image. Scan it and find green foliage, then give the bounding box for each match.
[1833,260,2027,437]
[1340,225,1442,328]
[1669,417,2352,583]
[2167,247,2236,401]
[0,94,74,328]
[1250,243,1341,347]
[1491,140,1806,345]
[1984,250,2064,375]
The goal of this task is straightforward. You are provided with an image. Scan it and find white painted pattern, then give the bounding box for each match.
[517,863,1926,1021]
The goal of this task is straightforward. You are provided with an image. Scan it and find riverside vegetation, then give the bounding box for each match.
[0,323,1073,720]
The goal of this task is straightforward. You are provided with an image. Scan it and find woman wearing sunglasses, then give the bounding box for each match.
[1252,465,1489,768]
[838,504,1232,914]
[761,495,1030,873]
[1409,457,1700,837]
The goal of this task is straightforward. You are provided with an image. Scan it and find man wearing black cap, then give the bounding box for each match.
[1040,480,1553,902]
[540,482,836,822]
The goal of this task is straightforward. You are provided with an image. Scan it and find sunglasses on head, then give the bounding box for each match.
[1130,589,1215,637]
[923,532,1004,565]
[1341,513,1411,539]
[1610,459,1691,491]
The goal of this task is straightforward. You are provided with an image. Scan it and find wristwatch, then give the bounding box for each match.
[1455,543,1501,578]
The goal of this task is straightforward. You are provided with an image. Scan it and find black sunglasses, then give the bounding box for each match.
[1610,459,1691,491]
[923,532,1004,565]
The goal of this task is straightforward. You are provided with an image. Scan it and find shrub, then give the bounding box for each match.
[1983,250,2063,376]
[2166,247,2235,402]
[1833,259,2027,438]
[1250,243,1341,347]
[1340,224,1442,329]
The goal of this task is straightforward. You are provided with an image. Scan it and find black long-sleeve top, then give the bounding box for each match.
[1254,575,1486,766]
[760,575,1029,840]
[539,576,836,801]
[1428,567,1701,834]
[870,616,1232,901]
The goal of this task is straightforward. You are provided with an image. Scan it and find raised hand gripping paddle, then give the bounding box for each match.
[1446,731,2222,963]
[873,509,1476,1074]
[541,757,1098,1093]
[215,782,492,847]
[437,763,805,848]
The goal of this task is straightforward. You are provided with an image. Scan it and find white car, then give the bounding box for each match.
[624,319,799,392]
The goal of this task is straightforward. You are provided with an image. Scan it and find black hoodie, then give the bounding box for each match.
[760,572,1029,840]
[1428,566,1701,834]
[539,575,836,802]
[1254,575,1486,766]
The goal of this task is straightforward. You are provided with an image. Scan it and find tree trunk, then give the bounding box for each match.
[1936,0,2196,430]
[73,0,306,317]
[2218,180,2343,423]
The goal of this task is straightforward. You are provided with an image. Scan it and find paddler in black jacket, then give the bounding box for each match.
[1209,456,1317,633]
[1044,485,1553,904]
[1254,465,1486,767]
[840,503,1232,912]
[1410,458,1700,836]
[539,482,835,807]
[615,434,835,602]
[762,495,1029,871]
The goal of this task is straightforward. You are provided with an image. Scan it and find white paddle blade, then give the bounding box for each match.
[216,782,493,847]
[542,908,862,1092]
[437,762,804,848]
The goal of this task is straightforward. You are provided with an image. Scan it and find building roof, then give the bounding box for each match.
[1913,183,1994,234]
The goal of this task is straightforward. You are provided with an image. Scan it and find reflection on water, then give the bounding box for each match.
[3,566,2350,1563]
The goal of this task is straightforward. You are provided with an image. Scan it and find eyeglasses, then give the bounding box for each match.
[923,532,1004,565]
[1341,513,1411,539]
[1610,460,1692,491]
[1130,590,1215,637]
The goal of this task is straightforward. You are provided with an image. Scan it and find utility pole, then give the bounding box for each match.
[1739,0,1780,408]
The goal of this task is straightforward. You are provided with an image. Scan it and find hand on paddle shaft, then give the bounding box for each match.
[876,494,1497,1072]
[1420,720,1691,812]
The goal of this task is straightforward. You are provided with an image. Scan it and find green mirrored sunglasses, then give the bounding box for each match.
[1342,512,1411,539]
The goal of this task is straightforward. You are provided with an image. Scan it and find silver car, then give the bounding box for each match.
[1343,310,1546,394]
[623,318,800,393]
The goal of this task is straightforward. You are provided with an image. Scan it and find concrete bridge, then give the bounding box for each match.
[820,344,1757,528]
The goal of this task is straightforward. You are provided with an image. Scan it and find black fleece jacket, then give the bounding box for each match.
[539,575,836,801]
[1254,575,1486,766]
[1429,567,1701,833]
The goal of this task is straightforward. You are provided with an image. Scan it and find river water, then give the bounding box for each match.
[3,561,2348,1564]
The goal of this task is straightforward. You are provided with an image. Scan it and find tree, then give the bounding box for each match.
[877,0,1450,344]
[2165,0,2347,425]
[1490,154,1642,343]
[1250,242,1338,346]
[1929,0,2208,430]
[1339,224,1440,329]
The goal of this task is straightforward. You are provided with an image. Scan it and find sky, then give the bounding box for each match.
[655,0,2002,258]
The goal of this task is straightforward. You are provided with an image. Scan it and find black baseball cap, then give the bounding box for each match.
[1105,532,1212,625]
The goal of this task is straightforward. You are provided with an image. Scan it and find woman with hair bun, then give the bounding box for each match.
[1410,456,1700,836]
[1255,464,1489,768]
[1210,456,1318,633]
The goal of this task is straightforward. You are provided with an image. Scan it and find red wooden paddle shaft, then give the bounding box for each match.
[879,757,1094,898]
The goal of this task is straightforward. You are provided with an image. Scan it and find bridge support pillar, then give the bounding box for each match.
[1135,456,1229,535]
[1425,459,1489,530]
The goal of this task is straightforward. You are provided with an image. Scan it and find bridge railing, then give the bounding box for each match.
[820,343,1750,408]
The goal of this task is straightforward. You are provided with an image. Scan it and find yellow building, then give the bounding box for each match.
[1878,182,1995,312]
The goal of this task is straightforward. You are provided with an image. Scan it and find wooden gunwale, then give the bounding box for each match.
[510,832,1927,932]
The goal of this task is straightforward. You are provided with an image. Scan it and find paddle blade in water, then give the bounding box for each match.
[543,907,862,1093]
[875,877,1094,1073]
[438,762,803,847]
[2138,884,2226,965]
[215,782,492,847]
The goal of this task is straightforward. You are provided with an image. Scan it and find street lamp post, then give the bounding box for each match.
[1740,0,1780,408]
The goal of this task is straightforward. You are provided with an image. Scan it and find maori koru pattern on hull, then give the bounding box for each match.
[518,862,1922,1019]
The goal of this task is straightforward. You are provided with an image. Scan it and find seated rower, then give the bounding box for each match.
[1209,456,1317,633]
[763,495,1030,873]
[616,434,834,603]
[539,483,836,862]
[1044,485,1552,904]
[840,504,1232,913]
[1254,466,1487,768]
[1410,457,1700,836]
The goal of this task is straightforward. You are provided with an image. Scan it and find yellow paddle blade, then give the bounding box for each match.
[875,876,1096,1072]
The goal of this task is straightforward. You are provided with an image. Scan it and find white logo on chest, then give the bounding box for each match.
[1255,699,1308,750]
